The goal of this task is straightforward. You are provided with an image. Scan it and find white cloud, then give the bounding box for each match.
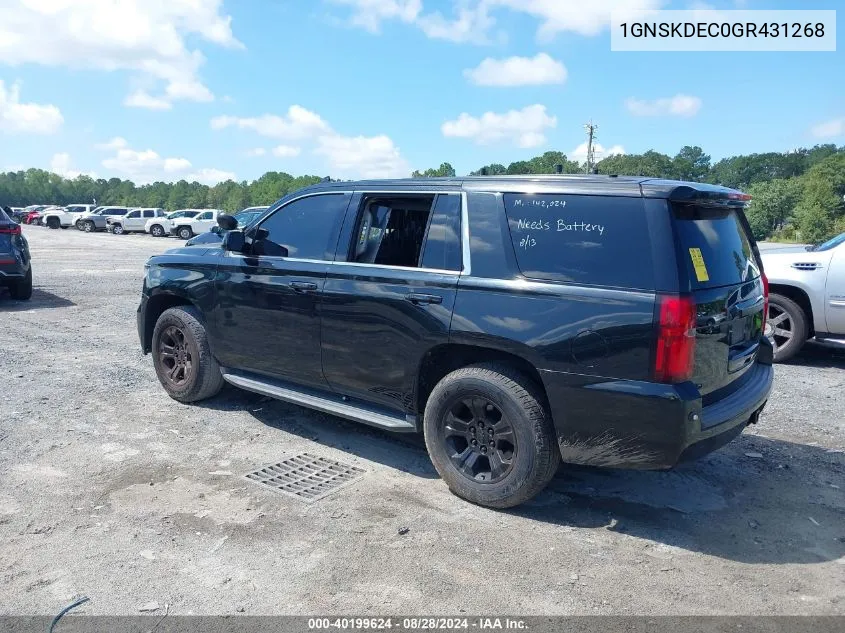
[50,153,95,179]
[272,145,302,158]
[329,0,421,32]
[625,94,702,117]
[464,53,566,87]
[441,104,556,148]
[211,106,331,140]
[489,0,666,40]
[569,141,626,163]
[811,117,845,139]
[245,147,267,157]
[97,140,234,185]
[0,80,63,134]
[315,134,409,178]
[95,137,129,151]
[124,91,173,111]
[0,0,241,109]
[330,0,664,42]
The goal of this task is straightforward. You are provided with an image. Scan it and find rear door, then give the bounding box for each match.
[321,191,462,414]
[671,202,765,397]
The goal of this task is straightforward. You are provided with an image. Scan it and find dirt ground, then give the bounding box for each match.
[1,225,843,616]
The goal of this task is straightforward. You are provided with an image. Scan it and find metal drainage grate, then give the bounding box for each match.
[245,453,366,503]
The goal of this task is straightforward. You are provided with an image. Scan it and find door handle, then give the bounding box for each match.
[290,281,318,292]
[405,293,442,305]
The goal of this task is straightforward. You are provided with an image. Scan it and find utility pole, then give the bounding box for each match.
[584,120,598,174]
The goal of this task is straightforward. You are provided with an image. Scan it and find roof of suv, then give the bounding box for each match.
[295,175,744,200]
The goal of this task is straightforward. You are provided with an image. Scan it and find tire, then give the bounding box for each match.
[177,226,193,240]
[767,293,808,362]
[75,220,84,230]
[149,224,165,238]
[151,306,224,403]
[83,220,95,233]
[112,223,124,235]
[8,268,33,301]
[46,217,60,229]
[423,363,560,509]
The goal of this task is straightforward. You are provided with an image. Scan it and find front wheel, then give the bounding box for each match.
[423,363,560,509]
[111,223,124,235]
[766,293,808,362]
[152,306,224,402]
[177,226,193,240]
[75,220,84,230]
[83,220,95,233]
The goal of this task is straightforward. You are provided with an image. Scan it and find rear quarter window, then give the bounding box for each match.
[503,193,655,289]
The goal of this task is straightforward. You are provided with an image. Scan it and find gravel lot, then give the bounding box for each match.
[1,226,844,616]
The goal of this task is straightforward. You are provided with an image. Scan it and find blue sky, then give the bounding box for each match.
[0,0,842,185]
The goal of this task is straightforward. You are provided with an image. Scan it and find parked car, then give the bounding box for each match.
[108,208,167,235]
[145,209,200,238]
[185,206,268,246]
[760,230,845,361]
[170,209,222,240]
[75,206,131,232]
[8,207,24,222]
[21,205,48,225]
[0,206,32,300]
[138,176,774,509]
[41,204,96,229]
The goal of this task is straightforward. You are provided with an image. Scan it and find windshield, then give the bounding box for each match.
[812,231,845,252]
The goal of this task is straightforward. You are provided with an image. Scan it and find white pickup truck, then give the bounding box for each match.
[761,231,845,361]
[41,204,96,229]
[170,209,223,240]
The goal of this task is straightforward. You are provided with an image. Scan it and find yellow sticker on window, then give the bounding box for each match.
[689,247,710,282]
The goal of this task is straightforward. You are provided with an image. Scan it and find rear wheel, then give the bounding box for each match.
[423,363,560,509]
[177,226,193,240]
[46,217,60,229]
[149,224,165,237]
[766,293,808,362]
[152,306,224,402]
[8,268,33,301]
[83,220,95,233]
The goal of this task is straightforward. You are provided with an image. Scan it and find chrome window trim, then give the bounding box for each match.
[229,188,472,276]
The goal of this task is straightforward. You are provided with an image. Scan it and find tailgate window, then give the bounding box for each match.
[672,204,759,289]
[503,194,655,289]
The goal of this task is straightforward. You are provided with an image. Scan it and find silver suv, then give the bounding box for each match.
[761,231,845,361]
[108,208,166,235]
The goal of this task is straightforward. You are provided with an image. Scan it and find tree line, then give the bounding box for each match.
[2,143,843,243]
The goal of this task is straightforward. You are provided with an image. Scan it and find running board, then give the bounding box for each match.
[812,336,845,350]
[221,370,417,433]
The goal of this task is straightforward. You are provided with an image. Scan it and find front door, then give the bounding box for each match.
[123,210,142,231]
[321,191,463,413]
[209,191,351,388]
[825,242,845,334]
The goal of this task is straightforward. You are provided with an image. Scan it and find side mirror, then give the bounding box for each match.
[222,229,246,253]
[217,214,237,231]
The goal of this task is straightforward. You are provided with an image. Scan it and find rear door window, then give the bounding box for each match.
[420,194,462,271]
[671,204,759,288]
[503,193,654,289]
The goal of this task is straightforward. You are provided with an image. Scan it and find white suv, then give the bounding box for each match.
[108,208,166,235]
[42,204,95,229]
[76,206,131,232]
[761,231,845,361]
[145,209,201,237]
[170,209,222,240]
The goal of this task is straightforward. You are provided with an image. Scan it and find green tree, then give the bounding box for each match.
[673,146,711,182]
[411,162,456,178]
[745,179,802,240]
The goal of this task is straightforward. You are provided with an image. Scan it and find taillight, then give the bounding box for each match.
[654,294,697,383]
[761,272,769,332]
[0,224,21,235]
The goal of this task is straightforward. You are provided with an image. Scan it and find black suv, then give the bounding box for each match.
[138,176,774,508]
[1,206,32,300]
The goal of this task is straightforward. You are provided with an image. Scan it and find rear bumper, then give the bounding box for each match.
[137,294,150,354]
[542,361,773,469]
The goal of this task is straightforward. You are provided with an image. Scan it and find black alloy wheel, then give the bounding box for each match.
[441,396,516,483]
